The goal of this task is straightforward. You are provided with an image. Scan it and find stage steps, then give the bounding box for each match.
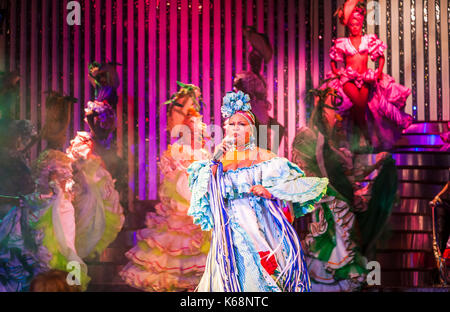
[374,121,449,288]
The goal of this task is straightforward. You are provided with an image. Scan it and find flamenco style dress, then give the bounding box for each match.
[187,156,328,292]
[325,34,413,149]
[120,143,211,291]
[65,100,125,260]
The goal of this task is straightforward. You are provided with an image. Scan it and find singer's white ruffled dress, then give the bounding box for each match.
[187,155,328,292]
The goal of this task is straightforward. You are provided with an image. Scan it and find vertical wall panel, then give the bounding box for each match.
[416,0,425,120]
[311,0,319,88]
[9,0,15,71]
[84,0,91,131]
[181,0,189,83]
[246,0,253,69]
[213,0,221,124]
[19,0,27,120]
[202,0,210,125]
[127,0,135,209]
[434,0,443,120]
[73,13,81,135]
[0,1,4,71]
[169,0,177,96]
[224,0,232,92]
[276,0,285,157]
[287,0,295,157]
[30,0,38,159]
[159,0,168,163]
[391,0,400,82]
[404,0,413,115]
[168,0,178,154]
[137,0,145,200]
[367,0,376,71]
[41,0,49,149]
[441,0,450,120]
[428,0,438,120]
[63,0,70,94]
[105,0,112,62]
[256,0,264,32]
[235,0,243,74]
[63,0,71,149]
[148,0,157,199]
[411,0,419,119]
[337,0,346,39]
[323,0,332,75]
[266,0,274,120]
[51,0,59,92]
[191,0,199,86]
[116,0,124,157]
[95,0,101,62]
[298,0,306,128]
[379,0,387,73]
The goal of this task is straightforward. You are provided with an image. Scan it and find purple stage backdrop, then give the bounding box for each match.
[0,0,448,204]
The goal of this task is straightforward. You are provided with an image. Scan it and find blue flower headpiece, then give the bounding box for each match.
[221,91,252,119]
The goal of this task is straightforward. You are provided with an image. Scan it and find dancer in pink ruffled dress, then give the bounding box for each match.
[323,0,413,151]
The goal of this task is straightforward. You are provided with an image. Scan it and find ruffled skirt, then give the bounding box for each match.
[120,200,209,292]
[303,195,367,292]
[324,67,413,150]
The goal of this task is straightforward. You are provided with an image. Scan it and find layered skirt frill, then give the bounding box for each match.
[324,67,413,150]
[120,147,210,292]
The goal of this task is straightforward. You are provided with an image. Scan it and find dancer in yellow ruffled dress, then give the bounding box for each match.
[120,82,210,291]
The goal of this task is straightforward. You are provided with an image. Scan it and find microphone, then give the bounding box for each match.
[212,136,235,161]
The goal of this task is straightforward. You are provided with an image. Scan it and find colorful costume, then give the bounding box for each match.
[188,157,328,292]
[66,134,124,260]
[31,93,90,290]
[120,82,211,292]
[66,100,124,260]
[32,150,90,290]
[0,120,89,291]
[187,91,328,292]
[0,193,49,292]
[292,127,397,291]
[0,120,45,292]
[120,144,210,291]
[325,34,413,150]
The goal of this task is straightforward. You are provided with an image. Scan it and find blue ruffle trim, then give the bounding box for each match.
[187,160,214,231]
[222,157,328,216]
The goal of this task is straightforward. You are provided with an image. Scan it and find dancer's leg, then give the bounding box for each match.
[343,82,370,140]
